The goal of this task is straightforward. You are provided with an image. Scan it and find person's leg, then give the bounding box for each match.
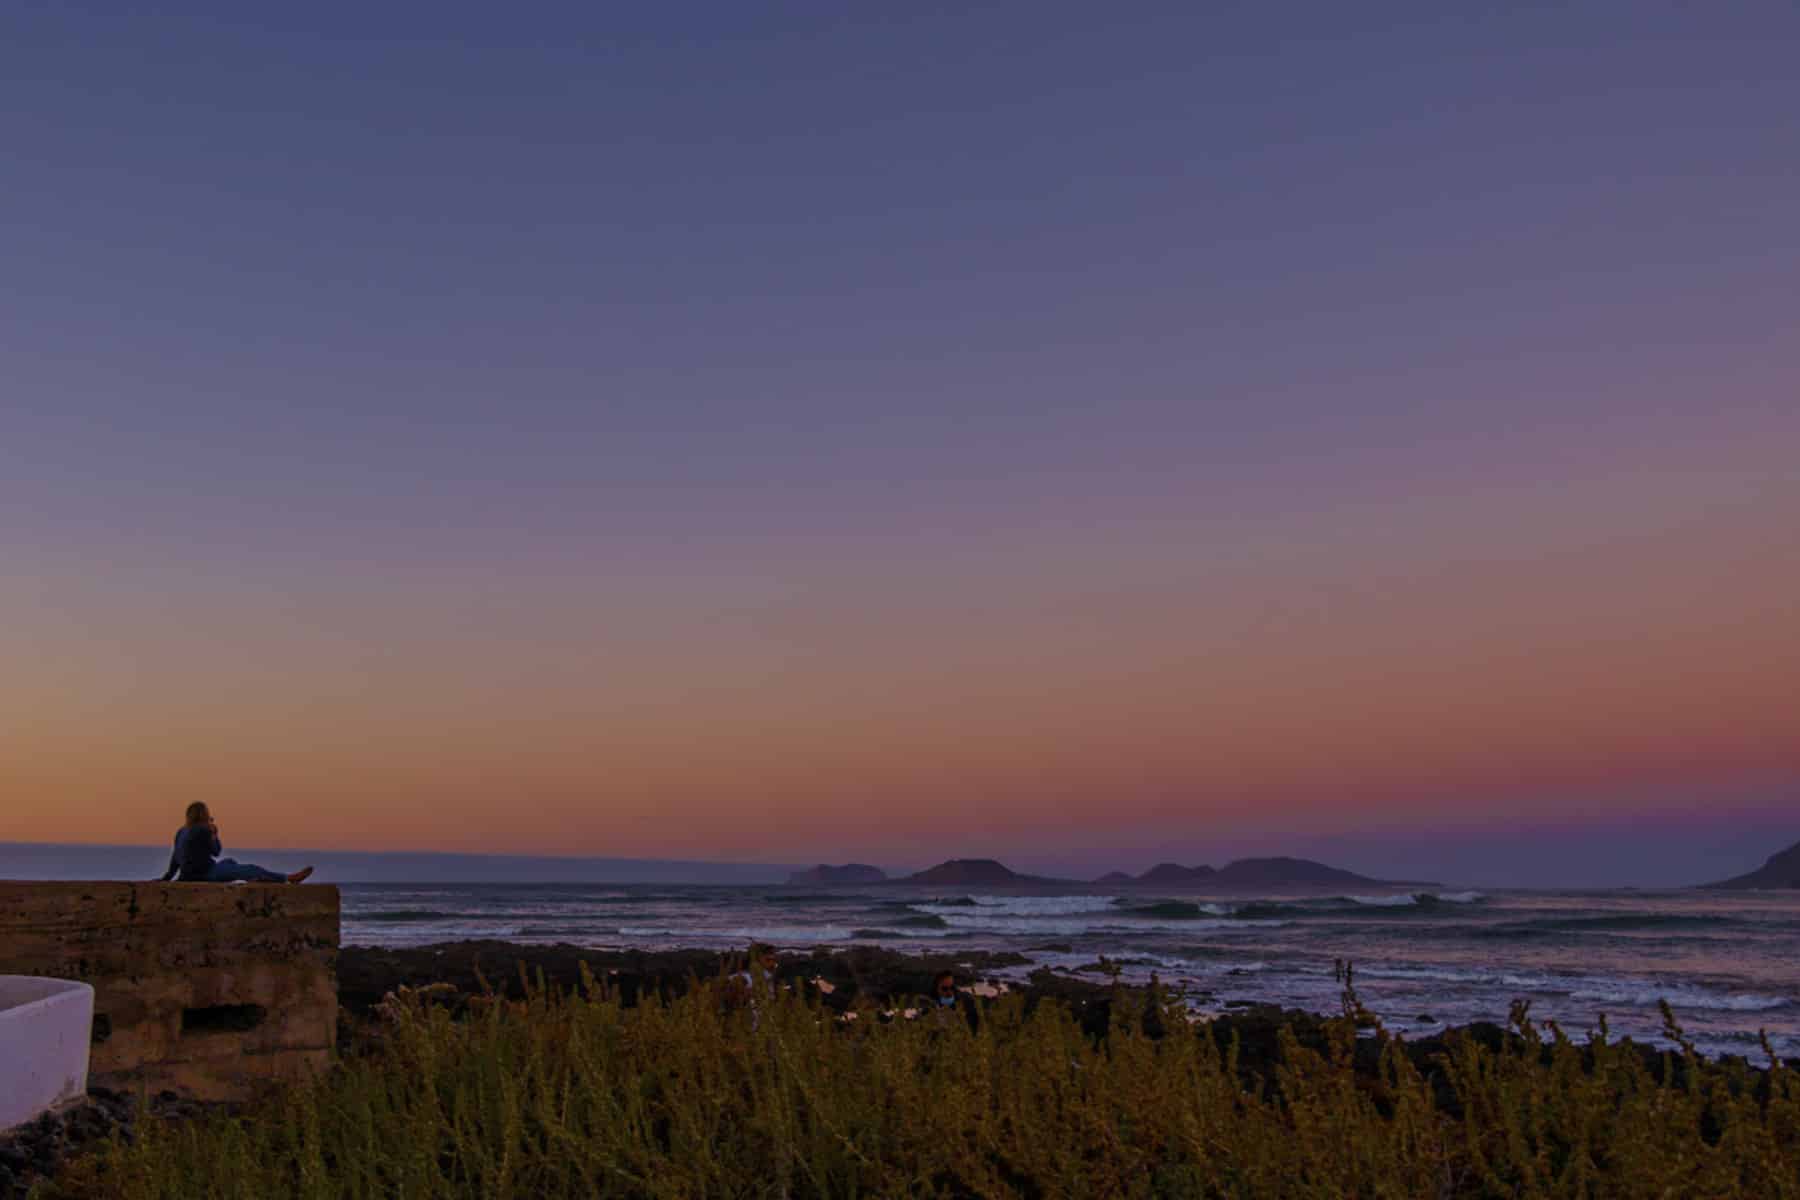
[209,859,288,883]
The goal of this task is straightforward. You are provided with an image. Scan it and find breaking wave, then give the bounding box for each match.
[912,895,1119,917]
[1120,901,1234,919]
[1224,892,1485,920]
[1567,985,1791,1013]
[895,914,951,929]
[356,910,484,923]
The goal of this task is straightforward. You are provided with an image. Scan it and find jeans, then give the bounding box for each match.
[209,858,286,883]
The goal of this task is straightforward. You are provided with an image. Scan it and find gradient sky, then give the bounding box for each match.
[4,2,1797,886]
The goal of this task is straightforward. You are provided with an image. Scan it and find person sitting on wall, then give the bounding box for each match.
[158,802,314,884]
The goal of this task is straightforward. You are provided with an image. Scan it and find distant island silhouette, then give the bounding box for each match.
[877,856,1431,889]
[1104,857,1436,889]
[786,863,888,886]
[895,859,1069,887]
[1701,839,1800,889]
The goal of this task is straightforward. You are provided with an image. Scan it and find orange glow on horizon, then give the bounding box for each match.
[4,457,1797,863]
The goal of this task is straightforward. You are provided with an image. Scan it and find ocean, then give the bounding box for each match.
[339,882,1800,1062]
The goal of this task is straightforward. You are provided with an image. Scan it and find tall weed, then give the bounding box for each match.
[46,970,1800,1199]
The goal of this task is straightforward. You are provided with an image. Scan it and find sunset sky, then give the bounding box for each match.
[3,3,1797,886]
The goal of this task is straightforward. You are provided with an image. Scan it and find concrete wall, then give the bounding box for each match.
[0,976,95,1131]
[0,883,338,1100]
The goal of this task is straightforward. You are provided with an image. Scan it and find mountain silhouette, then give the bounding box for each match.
[1701,839,1800,889]
[897,859,1071,886]
[1212,856,1431,888]
[1135,862,1218,886]
[895,855,1430,889]
[1093,856,1432,889]
[786,863,888,886]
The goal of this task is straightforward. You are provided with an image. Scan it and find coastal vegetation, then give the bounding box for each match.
[43,968,1800,1199]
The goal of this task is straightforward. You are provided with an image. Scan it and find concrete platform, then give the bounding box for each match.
[0,975,95,1131]
[0,882,339,1100]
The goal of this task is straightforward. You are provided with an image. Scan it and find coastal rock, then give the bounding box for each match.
[1100,856,1434,889]
[0,882,338,1102]
[0,1087,230,1200]
[896,859,1072,887]
[1702,839,1800,889]
[785,863,888,886]
[1137,862,1218,886]
[335,941,1033,1021]
[1212,856,1431,888]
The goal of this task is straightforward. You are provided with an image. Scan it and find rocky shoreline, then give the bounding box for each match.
[0,1090,228,1200]
[7,939,1783,1199]
[335,940,1782,1090]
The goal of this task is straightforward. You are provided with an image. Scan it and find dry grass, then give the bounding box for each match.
[45,967,1800,1198]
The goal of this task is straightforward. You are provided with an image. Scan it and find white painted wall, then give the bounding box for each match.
[0,976,94,1132]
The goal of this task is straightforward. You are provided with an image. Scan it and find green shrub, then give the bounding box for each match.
[45,969,1800,1199]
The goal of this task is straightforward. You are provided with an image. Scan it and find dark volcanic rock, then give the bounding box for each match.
[1137,862,1218,886]
[897,859,1072,887]
[1702,839,1800,889]
[336,941,1032,1020]
[0,1088,231,1200]
[336,941,730,1016]
[1211,856,1433,889]
[1102,857,1433,889]
[786,863,888,885]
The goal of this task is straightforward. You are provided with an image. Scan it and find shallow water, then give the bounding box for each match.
[339,882,1800,1061]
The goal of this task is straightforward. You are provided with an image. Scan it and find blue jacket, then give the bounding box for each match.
[161,825,221,882]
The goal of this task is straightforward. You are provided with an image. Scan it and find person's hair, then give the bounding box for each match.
[185,802,212,827]
[934,970,956,990]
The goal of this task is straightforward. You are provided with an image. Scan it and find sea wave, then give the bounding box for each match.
[1351,964,1558,989]
[354,910,483,923]
[1119,901,1234,919]
[931,914,1287,936]
[1567,985,1791,1013]
[614,925,954,943]
[1502,914,1739,934]
[762,892,871,905]
[1343,891,1486,908]
[912,895,1120,917]
[895,914,951,929]
[1225,892,1484,920]
[1347,963,1794,1014]
[1344,893,1428,908]
[616,925,848,942]
[850,927,958,940]
[518,925,616,939]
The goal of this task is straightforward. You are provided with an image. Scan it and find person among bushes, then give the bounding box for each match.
[923,969,980,1032]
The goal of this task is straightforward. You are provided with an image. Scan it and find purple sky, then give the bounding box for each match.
[3,3,1797,885]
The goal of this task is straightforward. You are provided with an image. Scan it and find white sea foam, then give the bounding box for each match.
[1336,891,1484,908]
[912,895,1121,917]
[1349,964,1794,1015]
[616,925,865,943]
[1352,964,1560,990]
[931,914,1287,936]
[1568,985,1791,1013]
